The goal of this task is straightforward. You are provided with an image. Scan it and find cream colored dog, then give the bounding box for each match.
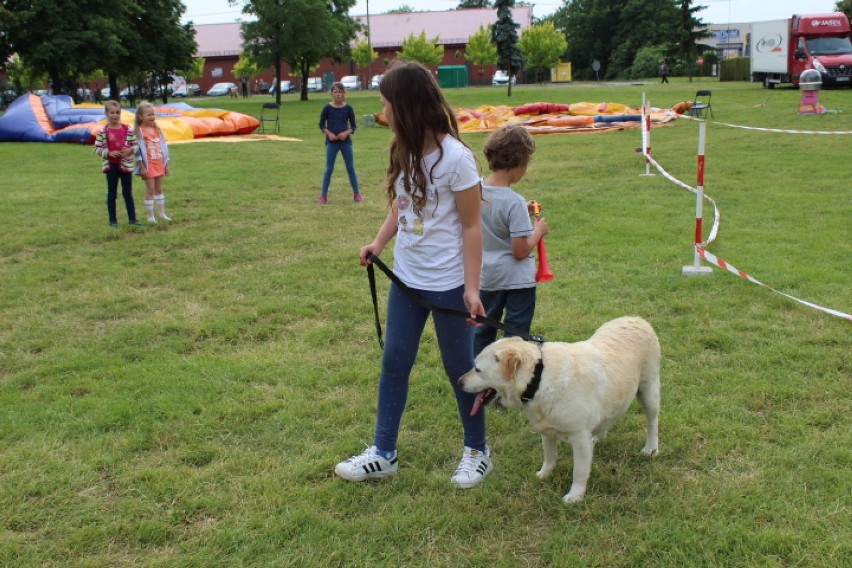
[459,316,660,503]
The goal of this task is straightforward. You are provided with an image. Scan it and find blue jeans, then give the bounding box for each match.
[321,140,359,196]
[473,288,537,357]
[373,283,486,453]
[105,163,137,223]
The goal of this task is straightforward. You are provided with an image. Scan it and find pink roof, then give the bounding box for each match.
[355,7,533,48]
[191,7,533,56]
[194,23,243,57]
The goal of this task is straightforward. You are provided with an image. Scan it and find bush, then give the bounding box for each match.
[626,46,668,80]
[720,57,751,81]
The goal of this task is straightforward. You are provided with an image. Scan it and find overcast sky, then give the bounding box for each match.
[181,0,841,27]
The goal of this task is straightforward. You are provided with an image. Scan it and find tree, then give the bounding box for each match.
[608,0,679,77]
[351,39,379,85]
[552,0,683,80]
[134,0,197,103]
[234,0,359,102]
[232,53,265,86]
[675,0,711,82]
[465,25,499,85]
[2,0,129,98]
[397,32,444,67]
[491,0,525,96]
[835,0,852,20]
[177,57,206,86]
[518,22,567,83]
[1,0,195,103]
[3,54,47,95]
[457,0,492,8]
[387,5,415,13]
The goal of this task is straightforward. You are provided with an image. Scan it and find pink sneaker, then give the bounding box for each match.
[316,196,327,205]
[353,193,363,203]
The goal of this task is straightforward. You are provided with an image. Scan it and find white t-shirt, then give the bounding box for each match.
[393,135,480,291]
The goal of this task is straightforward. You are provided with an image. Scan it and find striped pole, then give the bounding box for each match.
[640,94,655,176]
[683,120,713,276]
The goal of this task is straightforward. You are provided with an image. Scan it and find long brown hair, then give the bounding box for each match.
[379,61,467,212]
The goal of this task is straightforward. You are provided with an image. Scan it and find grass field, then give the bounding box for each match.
[1,78,850,567]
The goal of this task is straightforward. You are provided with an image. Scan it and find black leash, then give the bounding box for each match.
[366,253,545,348]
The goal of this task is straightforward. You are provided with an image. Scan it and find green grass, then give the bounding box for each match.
[1,78,850,567]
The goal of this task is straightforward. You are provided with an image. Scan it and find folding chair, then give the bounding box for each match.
[689,89,713,119]
[260,102,280,133]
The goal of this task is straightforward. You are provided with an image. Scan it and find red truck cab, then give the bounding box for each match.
[790,14,852,86]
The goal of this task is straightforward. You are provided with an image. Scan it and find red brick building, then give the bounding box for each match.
[193,7,533,93]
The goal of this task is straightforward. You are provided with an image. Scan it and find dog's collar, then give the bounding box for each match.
[521,356,544,404]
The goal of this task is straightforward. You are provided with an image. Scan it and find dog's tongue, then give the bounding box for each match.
[470,391,487,417]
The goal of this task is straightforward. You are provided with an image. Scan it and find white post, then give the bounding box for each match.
[683,120,713,276]
[640,94,655,176]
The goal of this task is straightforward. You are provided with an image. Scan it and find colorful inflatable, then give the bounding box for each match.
[0,94,260,144]
[456,101,678,134]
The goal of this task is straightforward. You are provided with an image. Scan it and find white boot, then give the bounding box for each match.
[144,199,157,223]
[155,194,172,221]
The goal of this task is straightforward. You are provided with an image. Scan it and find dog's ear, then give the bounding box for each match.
[499,348,524,382]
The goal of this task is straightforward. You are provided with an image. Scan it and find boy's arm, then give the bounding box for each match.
[512,216,549,260]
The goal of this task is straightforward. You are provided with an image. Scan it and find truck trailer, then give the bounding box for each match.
[751,13,852,88]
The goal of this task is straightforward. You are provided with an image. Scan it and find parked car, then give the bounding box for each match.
[369,74,383,90]
[492,70,516,86]
[268,80,296,95]
[340,75,362,90]
[307,77,325,92]
[207,82,238,96]
[172,83,201,97]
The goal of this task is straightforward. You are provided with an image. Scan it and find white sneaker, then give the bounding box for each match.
[335,446,398,482]
[451,446,493,489]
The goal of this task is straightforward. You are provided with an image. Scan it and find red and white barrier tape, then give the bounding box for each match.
[641,110,851,321]
[697,247,851,321]
[641,112,720,246]
[677,113,852,135]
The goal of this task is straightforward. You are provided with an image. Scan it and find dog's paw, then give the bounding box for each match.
[536,464,555,479]
[640,446,658,456]
[562,492,585,504]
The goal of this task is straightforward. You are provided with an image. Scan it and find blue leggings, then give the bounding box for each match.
[321,141,359,196]
[373,283,486,453]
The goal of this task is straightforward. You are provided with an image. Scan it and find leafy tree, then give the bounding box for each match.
[2,0,127,98]
[835,0,852,20]
[234,0,359,102]
[518,22,567,83]
[387,5,415,13]
[553,0,685,80]
[351,39,379,85]
[2,0,195,103]
[397,32,444,67]
[608,0,679,77]
[134,0,197,103]
[491,0,524,95]
[465,25,499,85]
[177,57,206,85]
[232,52,265,85]
[625,45,668,80]
[675,0,711,82]
[3,54,47,94]
[457,0,492,8]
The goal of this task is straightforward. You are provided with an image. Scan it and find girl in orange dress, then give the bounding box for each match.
[134,103,172,223]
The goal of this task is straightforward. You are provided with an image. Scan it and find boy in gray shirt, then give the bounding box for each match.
[474,124,550,356]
